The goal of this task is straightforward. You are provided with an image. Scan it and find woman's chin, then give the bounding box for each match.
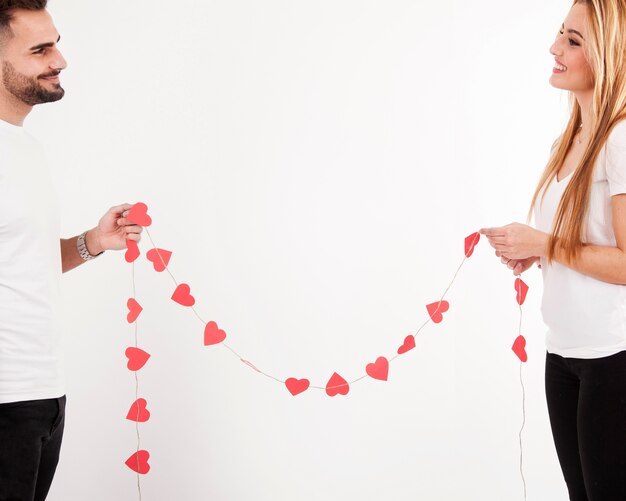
[549,76,571,91]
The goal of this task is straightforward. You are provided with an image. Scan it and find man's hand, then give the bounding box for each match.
[85,203,143,255]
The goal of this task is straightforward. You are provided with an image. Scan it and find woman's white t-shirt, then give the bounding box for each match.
[0,119,64,403]
[534,121,626,359]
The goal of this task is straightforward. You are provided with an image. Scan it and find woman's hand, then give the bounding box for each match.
[480,223,550,260]
[496,250,540,276]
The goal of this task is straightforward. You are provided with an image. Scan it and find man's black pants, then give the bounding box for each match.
[0,396,66,501]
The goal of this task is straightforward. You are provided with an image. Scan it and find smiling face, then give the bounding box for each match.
[0,8,66,109]
[549,2,594,94]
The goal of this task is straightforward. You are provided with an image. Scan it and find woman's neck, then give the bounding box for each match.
[575,89,593,130]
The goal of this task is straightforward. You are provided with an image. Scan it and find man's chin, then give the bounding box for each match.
[36,85,65,103]
[19,89,65,106]
[46,90,65,103]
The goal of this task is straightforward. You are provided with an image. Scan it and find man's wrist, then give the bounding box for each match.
[80,229,104,259]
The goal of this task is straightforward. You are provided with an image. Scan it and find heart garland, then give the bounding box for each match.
[146,248,172,272]
[121,203,531,488]
[124,205,495,398]
[125,347,150,371]
[123,203,154,483]
[171,283,195,307]
[126,398,151,423]
[126,298,143,324]
[285,378,310,396]
[125,450,150,475]
[513,278,529,363]
[125,240,140,263]
[513,271,530,500]
[366,357,389,381]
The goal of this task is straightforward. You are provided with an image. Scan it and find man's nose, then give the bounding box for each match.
[50,48,67,71]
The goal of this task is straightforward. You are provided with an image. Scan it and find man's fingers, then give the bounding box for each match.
[116,217,144,228]
[125,225,143,234]
[109,203,133,215]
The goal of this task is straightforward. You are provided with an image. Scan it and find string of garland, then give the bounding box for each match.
[516,279,528,501]
[120,202,530,498]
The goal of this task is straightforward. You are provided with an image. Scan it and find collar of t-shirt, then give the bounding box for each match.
[0,118,26,136]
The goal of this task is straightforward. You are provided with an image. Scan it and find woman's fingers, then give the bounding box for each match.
[480,227,507,237]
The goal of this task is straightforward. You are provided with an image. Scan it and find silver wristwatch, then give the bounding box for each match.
[77,231,104,261]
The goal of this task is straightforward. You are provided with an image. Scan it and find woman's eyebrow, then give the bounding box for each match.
[562,23,584,39]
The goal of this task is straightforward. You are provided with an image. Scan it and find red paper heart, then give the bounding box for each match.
[126,398,150,423]
[125,240,140,263]
[285,378,310,396]
[171,283,195,307]
[397,335,416,355]
[126,298,143,323]
[326,372,349,397]
[125,347,151,371]
[204,321,226,345]
[125,450,150,475]
[366,357,389,381]
[515,278,529,305]
[146,248,172,272]
[127,202,152,227]
[426,300,449,323]
[464,232,480,258]
[512,335,528,363]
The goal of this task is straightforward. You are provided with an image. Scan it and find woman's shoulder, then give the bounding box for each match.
[607,119,626,148]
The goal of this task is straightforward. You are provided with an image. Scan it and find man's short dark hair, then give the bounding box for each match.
[0,0,48,39]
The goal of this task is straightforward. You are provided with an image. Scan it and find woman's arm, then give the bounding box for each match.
[480,194,626,285]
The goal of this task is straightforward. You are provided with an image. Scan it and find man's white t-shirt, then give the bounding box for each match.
[534,121,626,359]
[0,119,64,403]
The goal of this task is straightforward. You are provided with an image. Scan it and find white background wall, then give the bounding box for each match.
[28,0,574,499]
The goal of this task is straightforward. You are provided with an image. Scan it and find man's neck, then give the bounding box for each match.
[0,91,32,126]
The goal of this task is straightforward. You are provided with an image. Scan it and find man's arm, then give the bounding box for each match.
[61,203,143,273]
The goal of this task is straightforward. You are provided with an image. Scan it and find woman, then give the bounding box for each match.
[480,1,626,499]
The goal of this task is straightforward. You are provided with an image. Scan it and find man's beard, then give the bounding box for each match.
[2,61,64,106]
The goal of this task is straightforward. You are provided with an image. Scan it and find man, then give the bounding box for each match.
[0,2,142,499]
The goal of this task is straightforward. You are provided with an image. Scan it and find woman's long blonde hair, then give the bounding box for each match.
[529,0,626,263]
